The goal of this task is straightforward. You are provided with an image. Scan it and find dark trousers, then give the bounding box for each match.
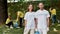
[52,15,56,23]
[19,18,23,27]
[6,21,13,28]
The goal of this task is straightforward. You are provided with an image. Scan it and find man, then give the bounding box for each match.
[35,3,50,34]
[5,13,13,28]
[49,7,56,25]
[49,7,58,32]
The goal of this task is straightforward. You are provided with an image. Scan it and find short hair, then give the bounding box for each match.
[38,2,44,5]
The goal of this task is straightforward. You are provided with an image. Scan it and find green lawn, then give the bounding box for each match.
[0,24,60,34]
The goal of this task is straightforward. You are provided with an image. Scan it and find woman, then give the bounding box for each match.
[23,4,35,34]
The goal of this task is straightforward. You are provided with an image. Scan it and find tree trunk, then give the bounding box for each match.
[0,0,8,24]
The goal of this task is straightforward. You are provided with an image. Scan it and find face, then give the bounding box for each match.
[8,16,11,19]
[38,3,44,9]
[28,4,33,10]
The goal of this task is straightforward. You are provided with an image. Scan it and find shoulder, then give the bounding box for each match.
[36,10,40,12]
[44,10,49,13]
[44,10,48,12]
[25,12,29,14]
[6,18,10,21]
[24,12,29,16]
[54,9,56,10]
[53,9,56,10]
[35,10,40,13]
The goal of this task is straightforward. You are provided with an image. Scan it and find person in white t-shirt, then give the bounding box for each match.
[23,4,35,34]
[35,3,50,34]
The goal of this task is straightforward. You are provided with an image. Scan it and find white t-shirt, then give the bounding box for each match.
[24,12,35,29]
[35,9,50,29]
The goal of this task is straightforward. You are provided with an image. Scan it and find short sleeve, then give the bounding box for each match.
[46,11,50,18]
[24,13,28,20]
[6,18,11,24]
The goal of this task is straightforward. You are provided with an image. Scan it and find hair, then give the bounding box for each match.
[27,4,34,11]
[38,2,44,5]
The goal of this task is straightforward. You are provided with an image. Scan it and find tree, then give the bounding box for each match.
[0,0,8,24]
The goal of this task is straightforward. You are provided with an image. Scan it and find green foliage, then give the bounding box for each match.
[7,1,60,20]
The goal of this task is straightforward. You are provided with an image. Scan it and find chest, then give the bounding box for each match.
[27,13,34,18]
[37,12,47,17]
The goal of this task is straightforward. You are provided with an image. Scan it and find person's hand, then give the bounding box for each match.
[47,27,49,32]
[35,28,38,31]
[23,22,25,27]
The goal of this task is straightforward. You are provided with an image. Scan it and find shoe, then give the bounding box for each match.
[53,28,58,32]
[10,25,13,29]
[16,27,20,28]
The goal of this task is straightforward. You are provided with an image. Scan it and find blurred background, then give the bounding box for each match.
[0,0,60,34]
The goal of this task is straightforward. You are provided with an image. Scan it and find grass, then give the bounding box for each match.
[0,23,60,34]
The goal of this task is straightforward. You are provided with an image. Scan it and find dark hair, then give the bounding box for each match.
[27,4,34,11]
[50,7,54,10]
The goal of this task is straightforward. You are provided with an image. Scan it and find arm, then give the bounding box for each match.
[47,17,50,27]
[24,20,27,26]
[34,18,37,28]
[34,12,38,28]
[47,11,50,27]
[49,8,51,12]
[24,13,27,26]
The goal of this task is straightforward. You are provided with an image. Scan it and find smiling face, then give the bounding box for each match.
[38,3,44,10]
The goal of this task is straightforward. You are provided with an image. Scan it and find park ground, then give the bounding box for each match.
[0,23,60,34]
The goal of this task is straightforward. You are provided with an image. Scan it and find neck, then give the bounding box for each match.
[40,9,44,10]
[29,10,32,12]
